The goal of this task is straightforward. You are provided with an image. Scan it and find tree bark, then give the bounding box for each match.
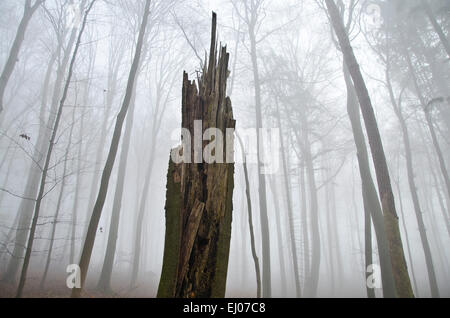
[275,101,301,297]
[386,67,440,297]
[342,62,396,298]
[97,91,137,293]
[39,101,77,289]
[267,176,287,297]
[325,0,414,298]
[248,23,272,299]
[237,134,261,298]
[157,13,235,298]
[71,0,151,298]
[299,165,310,285]
[15,0,96,297]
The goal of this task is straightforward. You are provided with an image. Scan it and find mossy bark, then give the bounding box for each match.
[157,12,235,298]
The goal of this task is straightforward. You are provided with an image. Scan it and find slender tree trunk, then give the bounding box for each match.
[2,16,78,283]
[0,0,43,116]
[302,121,320,298]
[71,0,151,297]
[326,0,414,297]
[364,186,374,298]
[343,62,386,298]
[402,36,450,207]
[130,139,156,289]
[425,144,450,237]
[275,100,301,297]
[324,167,336,296]
[386,69,440,297]
[69,109,85,264]
[248,24,271,298]
[299,165,310,285]
[84,48,124,244]
[267,176,287,297]
[97,93,137,293]
[283,107,320,297]
[329,177,343,285]
[40,102,77,289]
[237,135,261,298]
[15,1,96,297]
[394,177,420,297]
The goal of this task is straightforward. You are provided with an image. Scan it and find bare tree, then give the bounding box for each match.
[71,0,152,298]
[325,0,414,298]
[0,0,45,118]
[15,0,96,297]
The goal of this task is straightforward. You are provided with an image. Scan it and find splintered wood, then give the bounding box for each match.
[157,12,235,298]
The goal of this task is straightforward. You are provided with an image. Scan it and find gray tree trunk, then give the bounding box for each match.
[97,91,137,293]
[386,65,440,298]
[248,23,272,299]
[237,135,261,298]
[39,99,77,289]
[267,176,287,297]
[2,14,79,283]
[342,62,396,298]
[326,0,414,298]
[275,101,301,297]
[15,0,96,297]
[71,0,151,297]
[299,165,310,286]
[0,0,43,116]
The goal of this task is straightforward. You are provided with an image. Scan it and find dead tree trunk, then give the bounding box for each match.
[157,13,235,298]
[325,0,414,298]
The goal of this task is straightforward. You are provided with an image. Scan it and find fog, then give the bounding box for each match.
[0,0,449,298]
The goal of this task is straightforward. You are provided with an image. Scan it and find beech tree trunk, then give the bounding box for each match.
[386,65,440,298]
[71,0,151,298]
[343,62,396,298]
[325,0,414,298]
[157,13,235,298]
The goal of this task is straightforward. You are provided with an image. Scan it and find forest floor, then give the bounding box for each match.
[0,279,158,298]
[0,280,254,298]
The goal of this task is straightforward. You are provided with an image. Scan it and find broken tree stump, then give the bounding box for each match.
[157,12,235,298]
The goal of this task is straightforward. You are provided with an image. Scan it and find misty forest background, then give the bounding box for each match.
[0,0,449,298]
